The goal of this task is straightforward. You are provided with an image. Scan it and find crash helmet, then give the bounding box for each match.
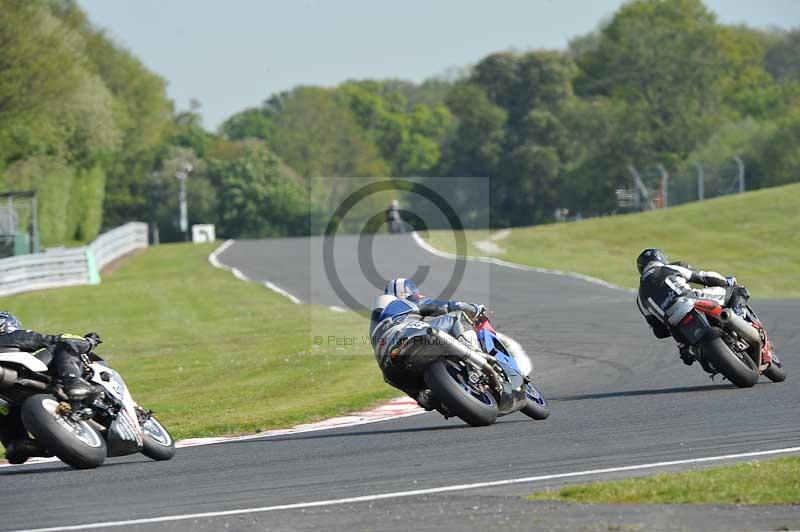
[636,248,668,274]
[0,312,22,334]
[384,278,424,302]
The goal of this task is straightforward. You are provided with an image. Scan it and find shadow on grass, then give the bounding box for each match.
[550,382,769,402]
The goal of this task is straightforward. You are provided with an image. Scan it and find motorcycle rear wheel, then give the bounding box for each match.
[424,359,498,427]
[700,337,758,388]
[21,394,106,469]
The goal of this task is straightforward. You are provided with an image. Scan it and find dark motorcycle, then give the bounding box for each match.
[667,290,786,387]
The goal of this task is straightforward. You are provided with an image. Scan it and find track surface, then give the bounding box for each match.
[1,234,798,531]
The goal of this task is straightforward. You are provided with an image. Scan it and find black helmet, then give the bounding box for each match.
[384,278,423,302]
[0,312,22,334]
[637,248,667,274]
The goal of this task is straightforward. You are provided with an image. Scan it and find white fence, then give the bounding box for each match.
[0,222,148,297]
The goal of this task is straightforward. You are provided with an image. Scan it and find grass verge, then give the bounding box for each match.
[2,242,393,445]
[426,183,800,298]
[528,456,800,505]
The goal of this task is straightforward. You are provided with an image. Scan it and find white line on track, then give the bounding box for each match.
[12,446,800,532]
[209,239,303,304]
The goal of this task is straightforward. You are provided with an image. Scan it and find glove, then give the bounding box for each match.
[84,332,102,349]
[725,276,737,287]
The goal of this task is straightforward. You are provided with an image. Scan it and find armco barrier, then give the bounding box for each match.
[0,222,148,297]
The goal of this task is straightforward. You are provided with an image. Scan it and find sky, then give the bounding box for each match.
[79,0,800,131]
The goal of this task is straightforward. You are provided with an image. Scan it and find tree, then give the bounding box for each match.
[765,29,800,84]
[219,107,275,142]
[339,81,453,176]
[207,144,306,238]
[272,87,388,180]
[440,84,506,178]
[574,0,726,164]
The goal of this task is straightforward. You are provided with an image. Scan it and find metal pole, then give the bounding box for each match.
[733,155,745,193]
[629,165,652,210]
[657,164,669,208]
[31,193,38,253]
[176,164,192,241]
[694,160,704,201]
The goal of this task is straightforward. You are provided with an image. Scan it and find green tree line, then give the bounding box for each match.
[0,0,306,247]
[2,0,799,244]
[222,0,800,228]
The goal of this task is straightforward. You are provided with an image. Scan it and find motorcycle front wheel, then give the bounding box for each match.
[139,411,176,461]
[763,356,787,383]
[520,382,550,420]
[424,359,498,427]
[21,394,106,469]
[700,337,758,388]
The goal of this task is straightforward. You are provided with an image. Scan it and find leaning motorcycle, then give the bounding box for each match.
[394,312,550,427]
[0,348,175,469]
[666,289,786,388]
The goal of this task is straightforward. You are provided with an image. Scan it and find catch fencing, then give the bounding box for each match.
[0,222,148,297]
[618,157,746,211]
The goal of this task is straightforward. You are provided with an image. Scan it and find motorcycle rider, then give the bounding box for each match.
[0,312,101,464]
[370,278,486,409]
[635,248,749,365]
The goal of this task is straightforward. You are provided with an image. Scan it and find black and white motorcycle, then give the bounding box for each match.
[0,348,175,469]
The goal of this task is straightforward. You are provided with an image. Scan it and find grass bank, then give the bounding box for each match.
[426,183,800,298]
[528,456,800,505]
[3,243,392,442]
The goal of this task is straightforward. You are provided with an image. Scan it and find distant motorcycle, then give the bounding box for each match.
[0,348,175,469]
[666,289,786,387]
[396,311,550,427]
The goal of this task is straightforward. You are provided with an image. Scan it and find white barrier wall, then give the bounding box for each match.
[0,222,148,297]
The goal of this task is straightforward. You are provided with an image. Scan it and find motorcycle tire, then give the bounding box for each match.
[763,362,787,383]
[700,337,758,388]
[21,394,106,469]
[140,415,176,461]
[424,359,498,427]
[520,382,550,420]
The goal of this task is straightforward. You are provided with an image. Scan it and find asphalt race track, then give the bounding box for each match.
[1,234,798,531]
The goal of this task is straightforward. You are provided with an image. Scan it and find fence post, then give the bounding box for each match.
[733,155,745,193]
[629,165,653,210]
[657,164,669,208]
[85,247,100,285]
[694,160,704,201]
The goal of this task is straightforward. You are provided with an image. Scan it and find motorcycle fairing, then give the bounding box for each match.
[90,362,144,456]
[478,328,527,414]
[0,351,48,373]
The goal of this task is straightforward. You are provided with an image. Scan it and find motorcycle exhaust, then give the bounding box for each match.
[719,309,762,356]
[0,367,18,389]
[426,327,504,392]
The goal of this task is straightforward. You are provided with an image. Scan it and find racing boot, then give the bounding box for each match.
[678,344,696,366]
[61,377,102,402]
[415,389,437,411]
[5,437,51,464]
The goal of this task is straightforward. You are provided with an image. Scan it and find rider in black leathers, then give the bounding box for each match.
[0,312,100,464]
[635,248,749,364]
